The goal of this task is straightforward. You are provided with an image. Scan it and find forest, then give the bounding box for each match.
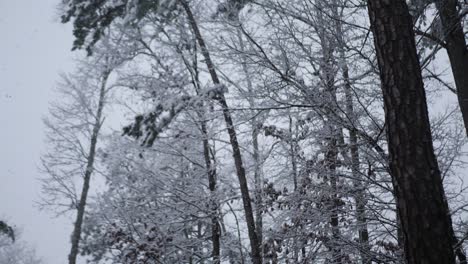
[1,0,468,263]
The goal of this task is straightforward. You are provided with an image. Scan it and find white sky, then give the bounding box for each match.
[0,0,76,263]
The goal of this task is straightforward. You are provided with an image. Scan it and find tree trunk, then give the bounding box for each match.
[192,38,221,263]
[326,134,342,264]
[68,70,109,264]
[317,5,342,261]
[432,4,468,259]
[181,2,262,263]
[201,120,221,263]
[252,102,263,262]
[343,63,372,264]
[237,27,263,260]
[366,0,456,263]
[435,0,468,136]
[288,116,298,192]
[331,2,372,262]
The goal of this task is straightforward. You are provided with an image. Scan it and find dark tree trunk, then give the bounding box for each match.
[366,0,456,263]
[181,2,262,263]
[456,244,468,264]
[435,0,468,136]
[325,134,342,264]
[68,71,109,264]
[201,120,221,263]
[192,37,221,263]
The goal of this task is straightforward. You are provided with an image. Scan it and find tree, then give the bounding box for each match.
[412,0,468,135]
[224,1,390,261]
[53,0,468,263]
[39,57,116,264]
[434,0,468,136]
[180,3,262,262]
[366,0,456,263]
[0,227,43,264]
[61,1,262,262]
[81,132,218,263]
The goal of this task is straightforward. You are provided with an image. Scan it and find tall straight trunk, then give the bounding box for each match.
[435,0,468,136]
[287,116,300,263]
[237,27,263,258]
[251,120,262,256]
[366,0,456,263]
[288,116,298,192]
[192,39,221,263]
[340,57,368,259]
[68,70,109,264]
[331,3,371,262]
[343,61,371,264]
[286,115,305,262]
[324,98,341,264]
[181,2,262,263]
[325,134,342,264]
[201,120,221,263]
[316,5,342,262]
[323,86,342,264]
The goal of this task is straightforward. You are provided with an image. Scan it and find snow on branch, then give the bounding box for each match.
[122,85,227,147]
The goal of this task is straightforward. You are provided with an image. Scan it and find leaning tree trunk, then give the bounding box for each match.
[181,2,262,263]
[366,0,456,263]
[68,70,109,264]
[434,0,468,136]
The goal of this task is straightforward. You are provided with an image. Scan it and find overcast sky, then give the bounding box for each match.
[0,0,77,263]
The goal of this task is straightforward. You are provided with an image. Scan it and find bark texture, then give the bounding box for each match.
[366,0,456,263]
